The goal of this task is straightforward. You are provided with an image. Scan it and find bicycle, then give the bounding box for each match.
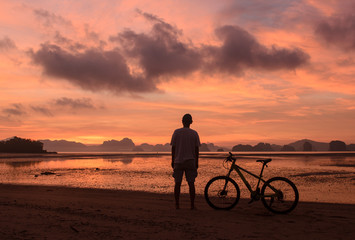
[204,152,299,214]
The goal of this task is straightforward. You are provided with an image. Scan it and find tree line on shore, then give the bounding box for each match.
[0,137,48,153]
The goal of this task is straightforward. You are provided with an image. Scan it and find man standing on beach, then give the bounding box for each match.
[170,113,200,210]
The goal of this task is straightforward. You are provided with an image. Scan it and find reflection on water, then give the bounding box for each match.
[0,153,354,204]
[291,171,353,177]
[102,156,133,164]
[5,161,42,168]
[330,155,346,162]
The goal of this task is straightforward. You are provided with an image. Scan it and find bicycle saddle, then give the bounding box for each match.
[256,159,272,164]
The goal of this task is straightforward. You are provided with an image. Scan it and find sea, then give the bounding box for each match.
[0,152,354,204]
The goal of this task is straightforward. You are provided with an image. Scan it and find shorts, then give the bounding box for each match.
[173,159,198,183]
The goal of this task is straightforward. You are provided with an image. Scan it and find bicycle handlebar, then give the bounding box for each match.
[226,152,236,162]
[227,152,273,165]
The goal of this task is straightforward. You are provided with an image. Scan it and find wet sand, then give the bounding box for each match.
[0,184,354,240]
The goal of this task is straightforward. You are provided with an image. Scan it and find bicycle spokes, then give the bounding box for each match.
[269,196,274,207]
[218,189,228,197]
[204,176,240,210]
[261,177,299,214]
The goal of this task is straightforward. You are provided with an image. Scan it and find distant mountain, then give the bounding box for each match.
[35,137,355,152]
[203,143,230,152]
[40,138,171,152]
[287,139,329,151]
[137,143,156,152]
[271,144,282,151]
[138,143,170,152]
[39,139,88,152]
[232,139,333,152]
[99,138,135,151]
[232,142,274,152]
[137,142,228,152]
[40,138,136,152]
[151,143,170,152]
[39,138,229,152]
[329,140,347,151]
[280,145,296,151]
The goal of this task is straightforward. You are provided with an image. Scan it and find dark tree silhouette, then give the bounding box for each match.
[347,144,355,151]
[0,136,47,153]
[232,144,253,151]
[253,142,273,151]
[329,140,347,151]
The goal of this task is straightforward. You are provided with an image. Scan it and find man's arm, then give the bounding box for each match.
[171,146,175,169]
[195,146,199,169]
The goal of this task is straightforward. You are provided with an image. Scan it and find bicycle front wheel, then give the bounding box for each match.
[204,176,240,210]
[261,177,299,214]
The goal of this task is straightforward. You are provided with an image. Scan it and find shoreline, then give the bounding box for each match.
[0,184,354,239]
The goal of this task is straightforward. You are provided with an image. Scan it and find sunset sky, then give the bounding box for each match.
[0,0,354,147]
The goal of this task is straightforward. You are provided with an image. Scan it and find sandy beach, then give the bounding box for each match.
[0,184,354,240]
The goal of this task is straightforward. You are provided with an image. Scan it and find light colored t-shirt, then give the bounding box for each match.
[170,127,201,164]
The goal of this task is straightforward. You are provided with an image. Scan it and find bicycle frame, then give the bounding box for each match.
[225,158,272,196]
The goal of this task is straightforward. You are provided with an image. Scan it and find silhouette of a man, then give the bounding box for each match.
[170,113,200,209]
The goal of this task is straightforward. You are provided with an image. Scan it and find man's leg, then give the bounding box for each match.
[174,182,181,209]
[188,182,195,209]
[185,160,197,210]
[173,164,183,210]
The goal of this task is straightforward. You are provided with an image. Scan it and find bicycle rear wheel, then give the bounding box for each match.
[204,176,240,210]
[261,177,299,214]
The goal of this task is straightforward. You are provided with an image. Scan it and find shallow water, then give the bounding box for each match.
[0,153,354,204]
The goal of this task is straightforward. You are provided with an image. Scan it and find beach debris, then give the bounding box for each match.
[96,168,100,171]
[40,171,55,175]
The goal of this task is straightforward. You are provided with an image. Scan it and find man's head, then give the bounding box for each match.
[182,113,193,127]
